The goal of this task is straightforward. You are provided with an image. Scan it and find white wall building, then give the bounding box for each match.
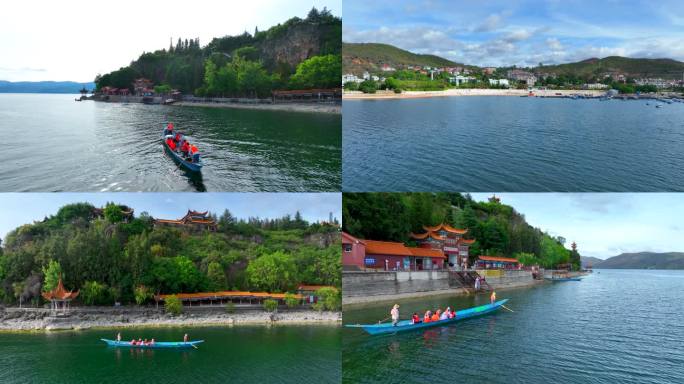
[489,79,510,87]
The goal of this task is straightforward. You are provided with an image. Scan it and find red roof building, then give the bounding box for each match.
[341,232,447,271]
[42,276,79,313]
[410,223,474,269]
[476,255,520,270]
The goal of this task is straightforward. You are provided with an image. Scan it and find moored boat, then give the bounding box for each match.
[345,299,509,335]
[545,277,582,281]
[162,129,203,173]
[100,338,204,349]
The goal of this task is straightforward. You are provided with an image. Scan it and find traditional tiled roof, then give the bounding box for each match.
[41,277,79,301]
[461,239,476,245]
[409,231,446,241]
[478,256,519,263]
[423,224,467,235]
[364,240,413,256]
[408,247,445,259]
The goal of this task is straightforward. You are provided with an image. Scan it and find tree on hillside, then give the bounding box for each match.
[289,54,341,89]
[42,259,62,292]
[246,251,298,292]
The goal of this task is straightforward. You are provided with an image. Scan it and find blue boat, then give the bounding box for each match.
[545,277,582,282]
[100,338,204,349]
[345,299,509,335]
[162,130,203,173]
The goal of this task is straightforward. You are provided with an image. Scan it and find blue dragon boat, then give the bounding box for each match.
[345,299,509,335]
[101,339,204,349]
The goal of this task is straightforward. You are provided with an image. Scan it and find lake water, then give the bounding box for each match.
[343,97,684,191]
[343,270,684,384]
[0,94,341,192]
[0,325,340,384]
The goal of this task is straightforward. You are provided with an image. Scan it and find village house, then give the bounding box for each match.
[489,78,510,87]
[583,83,609,90]
[449,75,475,86]
[507,69,537,86]
[133,78,154,96]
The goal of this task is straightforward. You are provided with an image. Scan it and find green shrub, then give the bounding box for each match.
[284,293,300,308]
[359,80,377,94]
[393,88,402,94]
[312,302,325,312]
[263,299,278,312]
[134,285,152,305]
[225,302,235,314]
[164,295,182,316]
[315,287,341,311]
[81,281,107,306]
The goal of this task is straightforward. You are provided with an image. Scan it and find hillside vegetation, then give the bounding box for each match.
[343,42,467,74]
[0,203,340,306]
[95,7,341,97]
[342,193,580,269]
[532,56,684,80]
[595,252,684,269]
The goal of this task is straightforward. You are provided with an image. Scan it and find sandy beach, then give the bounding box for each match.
[343,88,606,100]
[0,307,341,331]
[174,101,341,114]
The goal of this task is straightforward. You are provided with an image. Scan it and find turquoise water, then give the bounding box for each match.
[0,94,341,192]
[343,270,684,383]
[0,325,340,383]
[343,97,684,191]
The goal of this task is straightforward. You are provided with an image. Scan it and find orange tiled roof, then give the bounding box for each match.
[461,239,476,244]
[408,247,445,259]
[478,256,519,263]
[155,291,303,301]
[41,277,79,301]
[410,231,446,241]
[364,240,412,256]
[423,224,467,235]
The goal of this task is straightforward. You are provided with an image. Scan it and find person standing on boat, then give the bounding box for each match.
[475,276,481,291]
[390,304,400,326]
[116,332,121,342]
[190,144,200,163]
[183,334,189,343]
[164,122,174,136]
[490,291,496,304]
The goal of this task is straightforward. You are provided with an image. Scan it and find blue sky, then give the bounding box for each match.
[0,193,341,241]
[0,0,341,82]
[470,193,684,259]
[343,0,684,67]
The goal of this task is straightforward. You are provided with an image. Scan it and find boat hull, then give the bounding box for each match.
[162,133,203,172]
[100,339,204,349]
[545,277,582,281]
[345,299,509,335]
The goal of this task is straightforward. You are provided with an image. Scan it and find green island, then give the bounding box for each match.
[0,202,341,331]
[89,7,341,112]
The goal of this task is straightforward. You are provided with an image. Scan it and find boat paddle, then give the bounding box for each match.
[378,316,391,324]
[191,343,199,349]
[501,305,515,313]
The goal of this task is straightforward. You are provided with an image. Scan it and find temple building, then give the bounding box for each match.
[153,210,217,232]
[341,232,447,271]
[41,276,79,313]
[410,224,475,269]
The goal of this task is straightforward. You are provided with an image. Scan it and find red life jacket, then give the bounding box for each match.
[167,138,176,150]
[181,142,189,152]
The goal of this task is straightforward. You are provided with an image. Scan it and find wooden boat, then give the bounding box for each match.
[162,131,203,173]
[544,277,582,282]
[345,299,509,335]
[100,339,204,349]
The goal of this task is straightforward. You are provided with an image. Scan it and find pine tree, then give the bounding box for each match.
[254,26,259,36]
[169,37,174,53]
[176,38,182,52]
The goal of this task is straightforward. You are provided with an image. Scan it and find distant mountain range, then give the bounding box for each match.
[343,42,684,79]
[584,252,684,269]
[580,256,604,268]
[343,42,473,74]
[0,81,95,94]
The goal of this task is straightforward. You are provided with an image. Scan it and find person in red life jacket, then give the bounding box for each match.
[412,312,421,324]
[180,140,190,157]
[166,137,177,151]
[175,132,182,144]
[190,144,200,163]
[164,122,174,136]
